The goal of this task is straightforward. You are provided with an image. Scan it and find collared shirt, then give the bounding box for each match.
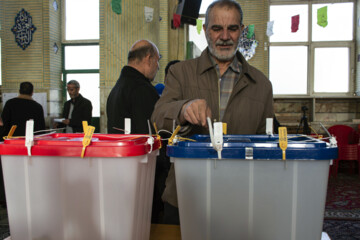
[210,55,242,120]
[65,102,74,133]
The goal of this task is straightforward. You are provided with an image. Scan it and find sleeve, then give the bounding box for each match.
[130,85,158,134]
[150,67,190,133]
[69,99,92,129]
[256,80,274,134]
[83,99,93,124]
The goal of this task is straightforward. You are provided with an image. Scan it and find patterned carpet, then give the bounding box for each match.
[323,220,360,240]
[325,173,360,220]
[0,207,9,240]
[323,172,360,240]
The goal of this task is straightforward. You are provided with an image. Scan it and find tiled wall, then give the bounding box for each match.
[1,0,358,133]
[0,0,62,127]
[240,0,269,75]
[100,0,167,132]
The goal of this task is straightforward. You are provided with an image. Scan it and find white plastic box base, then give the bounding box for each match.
[174,158,330,240]
[1,150,158,240]
[4,232,332,240]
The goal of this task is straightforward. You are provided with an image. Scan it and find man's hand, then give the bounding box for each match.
[180,99,212,127]
[62,119,70,125]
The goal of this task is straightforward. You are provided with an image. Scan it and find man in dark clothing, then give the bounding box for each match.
[1,81,45,137]
[59,80,93,133]
[106,39,161,134]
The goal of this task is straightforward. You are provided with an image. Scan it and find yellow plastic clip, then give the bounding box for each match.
[81,126,95,158]
[153,122,159,135]
[222,123,227,135]
[278,127,288,161]
[6,125,17,139]
[168,125,181,146]
[82,121,89,133]
[153,122,162,149]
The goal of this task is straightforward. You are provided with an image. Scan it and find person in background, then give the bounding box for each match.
[0,117,4,209]
[154,60,180,97]
[57,80,92,133]
[106,39,161,134]
[152,59,181,223]
[154,83,165,96]
[151,0,274,224]
[1,81,45,137]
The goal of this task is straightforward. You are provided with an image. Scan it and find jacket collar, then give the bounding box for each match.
[122,65,152,83]
[197,48,256,83]
[71,94,83,104]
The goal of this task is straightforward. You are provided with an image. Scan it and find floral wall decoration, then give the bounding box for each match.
[238,25,258,61]
[11,9,37,50]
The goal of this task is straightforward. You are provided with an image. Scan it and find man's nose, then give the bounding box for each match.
[220,29,230,40]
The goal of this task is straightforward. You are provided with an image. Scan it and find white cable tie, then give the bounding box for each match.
[124,118,131,134]
[147,119,154,153]
[25,119,34,156]
[207,117,215,146]
[147,137,154,153]
[266,118,273,136]
[172,119,176,132]
[213,122,223,159]
[207,117,223,160]
[329,136,337,147]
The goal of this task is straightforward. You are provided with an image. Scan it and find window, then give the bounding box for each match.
[199,0,215,14]
[66,72,100,117]
[62,0,100,117]
[269,46,308,94]
[188,0,216,52]
[64,0,99,40]
[63,45,100,117]
[64,45,99,70]
[269,1,354,96]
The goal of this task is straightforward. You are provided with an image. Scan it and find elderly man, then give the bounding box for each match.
[106,39,161,134]
[151,0,274,224]
[60,80,93,133]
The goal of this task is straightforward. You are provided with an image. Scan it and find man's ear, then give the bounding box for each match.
[145,54,152,66]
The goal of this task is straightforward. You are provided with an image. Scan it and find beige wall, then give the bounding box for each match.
[100,0,163,132]
[239,0,269,75]
[0,0,62,127]
[1,0,358,134]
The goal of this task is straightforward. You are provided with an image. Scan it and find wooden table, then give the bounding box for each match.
[150,224,181,240]
[149,225,331,240]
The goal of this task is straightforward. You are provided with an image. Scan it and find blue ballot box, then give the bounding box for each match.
[168,134,337,240]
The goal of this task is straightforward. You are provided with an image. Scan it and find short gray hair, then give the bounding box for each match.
[67,80,80,88]
[204,0,243,30]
